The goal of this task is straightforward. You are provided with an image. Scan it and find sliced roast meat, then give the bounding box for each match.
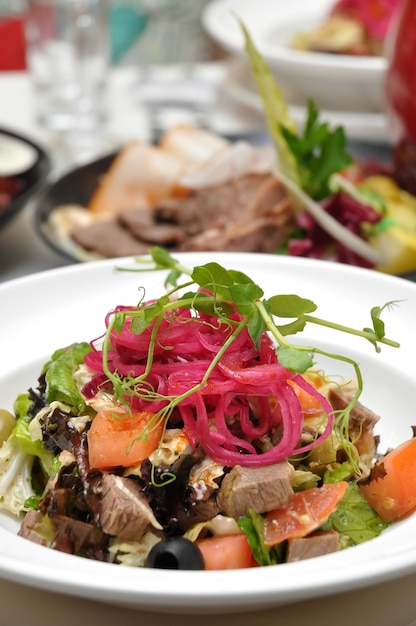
[50,514,108,559]
[216,462,294,519]
[19,509,108,559]
[286,530,340,562]
[155,174,270,234]
[98,474,162,540]
[18,510,49,546]
[328,386,380,472]
[71,219,150,257]
[328,387,380,431]
[179,177,294,252]
[68,172,295,259]
[183,211,292,253]
[119,209,185,246]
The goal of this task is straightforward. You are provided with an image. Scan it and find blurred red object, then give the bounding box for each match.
[0,15,27,71]
[331,0,400,40]
[385,0,416,194]
[385,0,416,141]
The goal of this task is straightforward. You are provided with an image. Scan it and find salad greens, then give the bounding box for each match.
[0,250,403,568]
[322,482,390,547]
[44,342,93,413]
[0,394,53,515]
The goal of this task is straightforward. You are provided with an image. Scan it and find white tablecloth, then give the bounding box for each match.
[0,66,415,626]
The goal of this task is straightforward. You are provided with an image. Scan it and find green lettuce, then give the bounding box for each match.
[44,341,92,413]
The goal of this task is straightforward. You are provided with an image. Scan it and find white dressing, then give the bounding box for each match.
[0,133,38,176]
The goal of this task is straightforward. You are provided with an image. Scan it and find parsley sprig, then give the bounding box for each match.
[281,100,353,201]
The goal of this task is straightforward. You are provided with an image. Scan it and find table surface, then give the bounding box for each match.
[1,65,416,626]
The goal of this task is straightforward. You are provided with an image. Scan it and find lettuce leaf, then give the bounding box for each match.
[238,508,284,566]
[44,342,92,414]
[322,481,390,547]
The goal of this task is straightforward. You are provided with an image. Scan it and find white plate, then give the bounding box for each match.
[0,252,415,613]
[225,58,391,144]
[203,0,386,113]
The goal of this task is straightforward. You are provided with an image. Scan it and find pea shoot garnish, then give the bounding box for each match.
[87,247,401,472]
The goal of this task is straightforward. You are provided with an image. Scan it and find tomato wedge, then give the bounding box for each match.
[264,482,348,546]
[288,375,325,418]
[359,437,416,522]
[87,407,163,469]
[195,534,253,570]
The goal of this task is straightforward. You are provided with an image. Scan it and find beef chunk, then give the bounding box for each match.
[286,530,340,562]
[156,174,269,233]
[18,510,49,546]
[50,514,108,559]
[98,474,162,540]
[19,510,108,560]
[71,220,150,257]
[120,209,185,246]
[329,386,380,472]
[328,387,380,431]
[216,462,294,519]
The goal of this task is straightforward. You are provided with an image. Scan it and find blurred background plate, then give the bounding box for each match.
[34,151,116,263]
[0,128,50,230]
[224,58,390,144]
[202,0,386,114]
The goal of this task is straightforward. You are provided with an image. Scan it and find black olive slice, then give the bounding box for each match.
[145,537,205,570]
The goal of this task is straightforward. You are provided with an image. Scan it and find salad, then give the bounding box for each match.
[292,0,400,56]
[240,21,416,276]
[0,248,414,571]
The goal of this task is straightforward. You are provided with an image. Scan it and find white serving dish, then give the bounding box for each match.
[0,253,415,612]
[203,0,387,114]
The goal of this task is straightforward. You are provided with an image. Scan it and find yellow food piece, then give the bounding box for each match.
[0,408,16,444]
[363,176,416,275]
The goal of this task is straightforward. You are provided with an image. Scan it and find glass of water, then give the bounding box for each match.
[25,0,110,134]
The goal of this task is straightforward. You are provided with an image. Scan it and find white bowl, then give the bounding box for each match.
[203,0,387,113]
[0,252,416,613]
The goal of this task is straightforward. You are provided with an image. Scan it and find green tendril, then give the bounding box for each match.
[110,247,401,471]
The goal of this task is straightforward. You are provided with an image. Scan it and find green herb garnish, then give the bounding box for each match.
[109,247,400,471]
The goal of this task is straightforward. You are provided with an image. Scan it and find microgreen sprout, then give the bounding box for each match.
[109,247,400,473]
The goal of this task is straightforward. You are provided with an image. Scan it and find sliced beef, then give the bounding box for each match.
[156,174,269,234]
[329,386,380,472]
[18,510,49,546]
[19,510,108,560]
[71,219,150,257]
[183,211,291,253]
[328,387,380,431]
[50,514,108,559]
[216,462,294,519]
[68,173,295,258]
[98,474,162,540]
[286,530,340,562]
[119,209,185,246]
[179,177,294,253]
